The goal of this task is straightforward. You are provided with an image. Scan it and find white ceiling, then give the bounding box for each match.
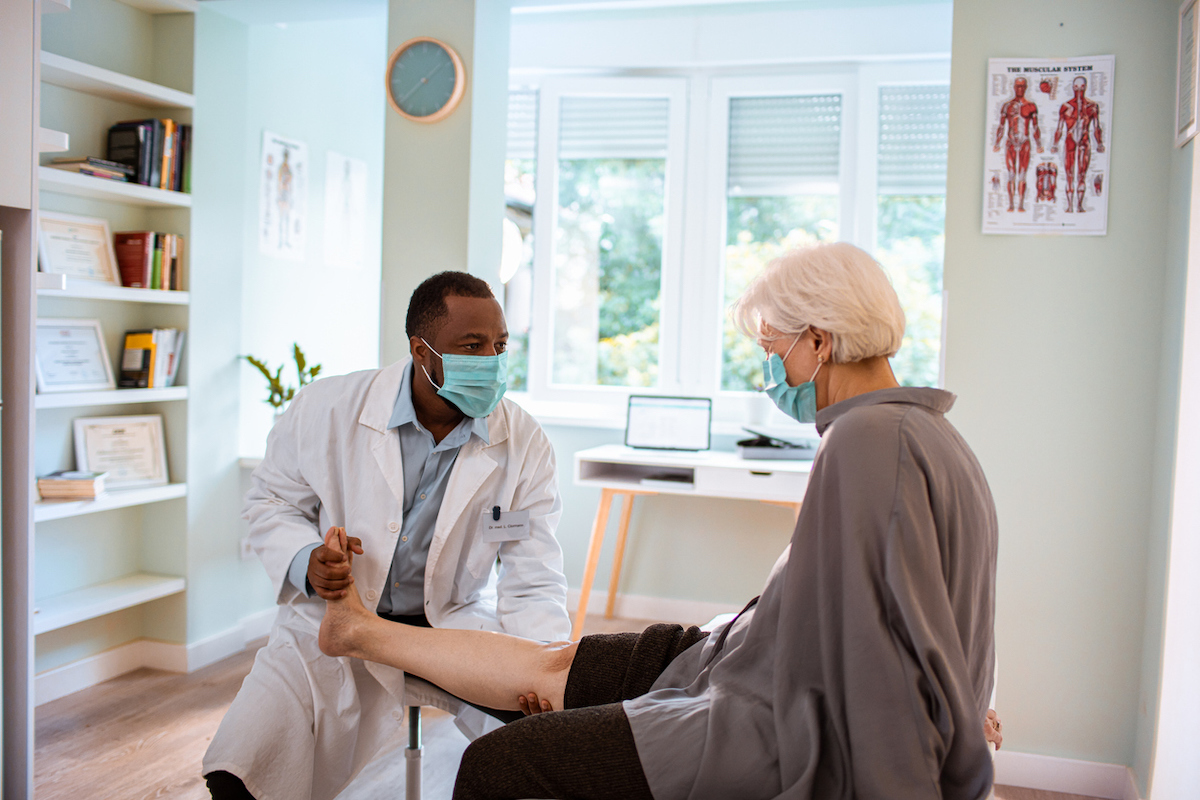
[199,0,387,25]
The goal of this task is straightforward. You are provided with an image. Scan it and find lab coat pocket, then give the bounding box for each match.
[465,540,501,580]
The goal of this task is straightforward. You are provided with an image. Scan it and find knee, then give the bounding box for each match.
[539,640,577,676]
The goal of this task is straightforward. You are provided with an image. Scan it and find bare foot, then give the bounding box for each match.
[318,527,373,658]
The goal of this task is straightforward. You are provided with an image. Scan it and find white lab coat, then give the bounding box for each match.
[203,359,571,800]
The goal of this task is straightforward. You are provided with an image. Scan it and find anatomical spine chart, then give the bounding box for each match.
[983,56,1114,236]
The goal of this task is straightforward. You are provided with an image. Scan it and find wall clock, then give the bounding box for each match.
[385,37,466,124]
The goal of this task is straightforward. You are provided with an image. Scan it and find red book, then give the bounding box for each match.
[113,231,154,288]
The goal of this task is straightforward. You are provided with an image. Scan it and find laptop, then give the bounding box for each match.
[624,395,712,451]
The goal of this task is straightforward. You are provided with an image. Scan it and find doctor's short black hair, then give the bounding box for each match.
[406,271,496,341]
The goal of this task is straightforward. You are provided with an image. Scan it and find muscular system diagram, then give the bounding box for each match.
[993,77,1043,212]
[982,56,1114,235]
[1051,75,1105,213]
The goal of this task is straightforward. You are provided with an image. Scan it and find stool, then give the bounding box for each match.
[406,706,423,800]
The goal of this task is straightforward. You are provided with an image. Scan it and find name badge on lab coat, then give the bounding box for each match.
[482,510,530,542]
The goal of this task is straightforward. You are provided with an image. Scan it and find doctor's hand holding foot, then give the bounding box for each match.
[307,527,361,600]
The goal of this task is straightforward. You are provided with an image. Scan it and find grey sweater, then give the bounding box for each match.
[625,388,998,800]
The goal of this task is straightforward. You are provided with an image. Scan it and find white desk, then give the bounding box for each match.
[570,444,813,639]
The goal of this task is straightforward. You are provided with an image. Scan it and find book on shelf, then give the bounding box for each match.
[119,328,185,388]
[105,119,191,192]
[47,156,133,182]
[37,470,108,500]
[113,231,185,290]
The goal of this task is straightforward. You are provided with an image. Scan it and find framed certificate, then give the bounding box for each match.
[37,211,121,285]
[35,318,116,393]
[1179,0,1199,146]
[74,415,169,489]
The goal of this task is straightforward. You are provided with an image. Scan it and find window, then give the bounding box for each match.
[874,85,950,388]
[508,63,949,420]
[502,88,537,391]
[552,96,670,387]
[721,93,844,391]
[525,78,688,403]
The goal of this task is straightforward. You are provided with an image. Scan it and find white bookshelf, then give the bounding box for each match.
[40,50,194,109]
[34,483,188,523]
[37,275,190,304]
[38,165,192,208]
[36,386,187,409]
[3,0,212,789]
[33,573,186,635]
[114,0,199,14]
[38,127,69,153]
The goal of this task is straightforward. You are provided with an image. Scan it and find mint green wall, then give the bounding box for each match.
[237,16,386,454]
[943,0,1183,783]
[192,9,389,642]
[380,0,478,367]
[1136,142,1191,796]
[188,7,254,644]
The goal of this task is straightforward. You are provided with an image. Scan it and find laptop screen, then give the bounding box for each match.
[624,395,712,451]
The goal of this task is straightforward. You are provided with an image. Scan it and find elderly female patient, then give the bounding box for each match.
[319,242,999,800]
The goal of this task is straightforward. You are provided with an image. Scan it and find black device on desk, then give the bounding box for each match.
[737,427,817,460]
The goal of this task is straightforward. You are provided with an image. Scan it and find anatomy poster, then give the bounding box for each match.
[322,151,368,270]
[982,56,1114,236]
[259,131,308,260]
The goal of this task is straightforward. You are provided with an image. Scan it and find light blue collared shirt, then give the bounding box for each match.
[286,362,489,615]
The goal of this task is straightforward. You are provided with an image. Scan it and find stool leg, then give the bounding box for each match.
[406,706,422,800]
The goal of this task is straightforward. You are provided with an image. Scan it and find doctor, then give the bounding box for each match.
[203,271,571,800]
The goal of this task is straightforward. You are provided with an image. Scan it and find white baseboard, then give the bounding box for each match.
[994,751,1142,800]
[567,588,740,625]
[35,637,186,706]
[184,607,276,672]
[35,606,278,706]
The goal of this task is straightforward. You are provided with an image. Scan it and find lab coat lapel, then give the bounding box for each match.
[435,441,497,546]
[360,360,409,509]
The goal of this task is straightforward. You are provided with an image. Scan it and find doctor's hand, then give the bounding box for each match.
[517,692,554,716]
[308,527,364,600]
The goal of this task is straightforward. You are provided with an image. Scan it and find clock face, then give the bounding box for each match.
[387,38,465,123]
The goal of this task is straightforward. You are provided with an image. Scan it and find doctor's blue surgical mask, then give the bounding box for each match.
[762,334,823,424]
[420,337,508,418]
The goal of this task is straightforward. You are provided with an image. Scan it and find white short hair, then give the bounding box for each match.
[730,242,906,364]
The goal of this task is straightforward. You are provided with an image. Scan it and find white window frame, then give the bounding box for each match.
[509,60,950,430]
[527,76,689,406]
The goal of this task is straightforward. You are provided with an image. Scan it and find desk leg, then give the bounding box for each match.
[572,488,615,641]
[605,492,637,619]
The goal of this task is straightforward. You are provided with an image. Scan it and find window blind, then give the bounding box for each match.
[877,85,950,195]
[558,96,670,160]
[507,89,538,161]
[726,94,842,197]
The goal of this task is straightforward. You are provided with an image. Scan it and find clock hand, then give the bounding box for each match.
[399,61,449,105]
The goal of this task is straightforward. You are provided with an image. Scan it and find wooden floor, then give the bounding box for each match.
[34,614,1103,800]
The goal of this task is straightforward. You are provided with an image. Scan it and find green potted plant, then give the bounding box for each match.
[243,343,321,422]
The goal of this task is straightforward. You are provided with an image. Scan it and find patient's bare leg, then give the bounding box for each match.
[318,528,575,712]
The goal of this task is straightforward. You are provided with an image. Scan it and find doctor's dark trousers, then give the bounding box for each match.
[452,623,708,800]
